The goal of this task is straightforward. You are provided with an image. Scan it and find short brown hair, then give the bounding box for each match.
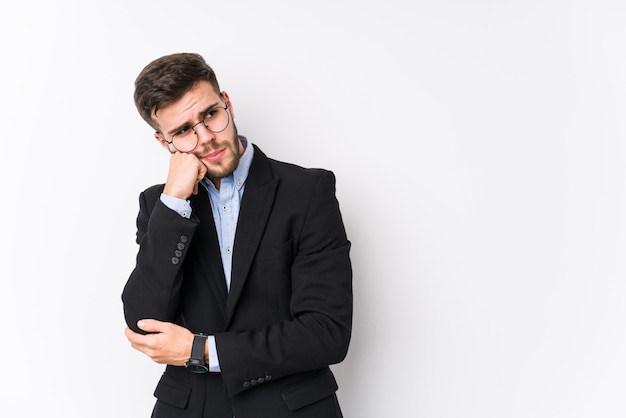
[134,52,221,131]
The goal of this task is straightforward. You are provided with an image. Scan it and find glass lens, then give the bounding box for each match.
[171,131,198,152]
[205,107,229,133]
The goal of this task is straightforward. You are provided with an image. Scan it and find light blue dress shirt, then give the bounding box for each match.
[159,137,254,373]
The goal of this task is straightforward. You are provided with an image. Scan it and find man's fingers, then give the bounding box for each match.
[124,326,135,341]
[137,318,165,333]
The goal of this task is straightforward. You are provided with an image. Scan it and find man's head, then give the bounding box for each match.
[134,52,222,131]
[135,53,244,185]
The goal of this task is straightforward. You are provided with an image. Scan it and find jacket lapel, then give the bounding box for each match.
[225,146,277,325]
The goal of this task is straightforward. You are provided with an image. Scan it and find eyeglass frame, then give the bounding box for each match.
[157,103,231,152]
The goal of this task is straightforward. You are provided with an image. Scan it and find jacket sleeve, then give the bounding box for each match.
[121,188,200,334]
[215,170,353,396]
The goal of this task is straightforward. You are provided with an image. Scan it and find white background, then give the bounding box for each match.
[1,1,625,417]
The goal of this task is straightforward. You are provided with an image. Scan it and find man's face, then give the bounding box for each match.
[153,80,244,182]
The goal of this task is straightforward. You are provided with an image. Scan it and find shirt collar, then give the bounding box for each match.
[233,135,253,190]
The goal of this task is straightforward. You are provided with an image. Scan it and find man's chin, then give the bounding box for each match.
[205,164,237,182]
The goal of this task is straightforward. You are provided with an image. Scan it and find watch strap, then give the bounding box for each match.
[190,334,207,361]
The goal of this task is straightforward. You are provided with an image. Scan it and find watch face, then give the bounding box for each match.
[185,361,208,373]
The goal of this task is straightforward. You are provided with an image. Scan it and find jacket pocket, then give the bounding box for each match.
[153,373,191,409]
[281,368,339,411]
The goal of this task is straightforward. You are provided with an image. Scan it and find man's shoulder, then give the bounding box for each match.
[261,151,333,179]
[266,157,337,197]
[251,144,334,185]
[277,159,334,181]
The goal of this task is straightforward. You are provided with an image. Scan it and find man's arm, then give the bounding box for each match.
[121,191,199,334]
[122,152,207,334]
[124,319,209,367]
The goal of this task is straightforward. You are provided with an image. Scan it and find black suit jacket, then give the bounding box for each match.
[122,144,353,418]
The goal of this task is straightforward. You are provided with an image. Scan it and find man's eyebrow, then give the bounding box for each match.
[167,102,220,135]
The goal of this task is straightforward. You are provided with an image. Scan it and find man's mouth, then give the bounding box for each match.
[203,149,225,163]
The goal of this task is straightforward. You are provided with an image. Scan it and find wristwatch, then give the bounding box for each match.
[185,333,209,373]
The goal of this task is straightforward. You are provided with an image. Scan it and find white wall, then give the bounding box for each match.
[1,1,625,416]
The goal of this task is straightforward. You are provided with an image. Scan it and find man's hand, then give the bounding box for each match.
[124,319,194,366]
[163,152,208,199]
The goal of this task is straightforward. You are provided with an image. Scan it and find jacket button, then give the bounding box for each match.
[177,242,185,250]
[243,381,250,388]
[171,257,179,265]
[175,250,182,257]
[180,235,189,243]
[265,375,272,381]
[250,379,257,385]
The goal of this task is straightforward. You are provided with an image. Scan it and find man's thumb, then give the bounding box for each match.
[137,319,160,333]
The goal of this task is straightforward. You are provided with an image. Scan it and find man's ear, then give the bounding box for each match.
[221,91,234,120]
[154,132,176,154]
[154,132,173,152]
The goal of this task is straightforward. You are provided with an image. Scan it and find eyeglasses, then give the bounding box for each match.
[160,105,231,152]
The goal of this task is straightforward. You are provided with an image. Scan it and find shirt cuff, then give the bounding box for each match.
[207,335,221,372]
[160,194,192,219]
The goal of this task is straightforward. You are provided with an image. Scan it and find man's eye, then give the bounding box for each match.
[177,127,191,136]
[204,110,217,119]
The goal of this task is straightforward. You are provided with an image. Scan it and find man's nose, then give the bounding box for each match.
[194,121,215,145]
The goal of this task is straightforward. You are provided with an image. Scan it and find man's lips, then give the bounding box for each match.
[202,149,225,163]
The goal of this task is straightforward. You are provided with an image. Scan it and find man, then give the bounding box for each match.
[122,52,353,418]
